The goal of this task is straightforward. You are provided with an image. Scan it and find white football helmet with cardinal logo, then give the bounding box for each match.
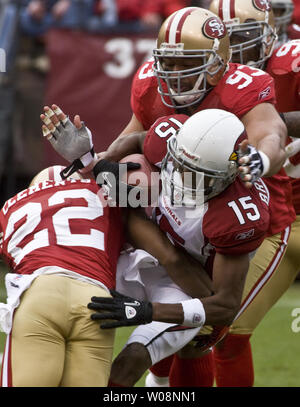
[161,109,246,206]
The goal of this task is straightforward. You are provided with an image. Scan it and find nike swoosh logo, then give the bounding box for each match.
[124,300,140,307]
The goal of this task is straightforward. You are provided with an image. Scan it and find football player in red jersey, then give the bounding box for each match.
[0,160,217,387]
[42,106,272,387]
[208,0,300,387]
[41,7,289,387]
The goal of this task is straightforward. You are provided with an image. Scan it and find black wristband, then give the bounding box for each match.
[60,147,95,180]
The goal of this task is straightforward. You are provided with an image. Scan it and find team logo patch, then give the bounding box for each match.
[181,148,197,161]
[193,313,203,324]
[258,86,271,100]
[229,151,238,162]
[235,229,255,240]
[125,306,137,319]
[202,17,227,40]
[252,0,271,12]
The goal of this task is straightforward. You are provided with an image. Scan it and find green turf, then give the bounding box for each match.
[0,260,299,387]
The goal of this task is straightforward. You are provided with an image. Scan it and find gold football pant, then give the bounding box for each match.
[1,274,115,387]
[230,216,300,334]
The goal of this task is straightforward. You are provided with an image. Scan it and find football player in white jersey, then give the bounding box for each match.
[42,106,270,387]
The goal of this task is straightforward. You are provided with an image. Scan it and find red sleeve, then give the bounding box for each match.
[232,68,276,118]
[219,64,276,119]
[266,42,300,112]
[130,60,157,126]
[209,228,266,255]
[143,114,188,166]
[203,179,270,255]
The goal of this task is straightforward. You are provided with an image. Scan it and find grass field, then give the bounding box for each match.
[0,262,299,387]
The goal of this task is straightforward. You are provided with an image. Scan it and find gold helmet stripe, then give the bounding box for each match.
[165,7,198,44]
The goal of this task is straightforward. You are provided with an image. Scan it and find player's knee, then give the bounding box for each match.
[110,342,152,386]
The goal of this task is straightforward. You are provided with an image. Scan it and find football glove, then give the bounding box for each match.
[87,289,153,329]
[43,115,96,179]
[238,144,269,184]
[93,159,141,205]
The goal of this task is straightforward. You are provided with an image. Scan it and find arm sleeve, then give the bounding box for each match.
[143,114,188,166]
[232,70,277,119]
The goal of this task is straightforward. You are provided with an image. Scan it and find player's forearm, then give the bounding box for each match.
[152,303,184,324]
[101,131,146,162]
[256,133,287,176]
[242,103,287,176]
[127,210,213,298]
[152,294,239,327]
[163,253,213,299]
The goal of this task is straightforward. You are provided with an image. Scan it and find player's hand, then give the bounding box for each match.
[238,140,267,188]
[41,104,97,179]
[93,159,140,205]
[87,289,153,329]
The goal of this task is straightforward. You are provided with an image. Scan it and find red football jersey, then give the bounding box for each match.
[131,61,276,129]
[0,179,124,290]
[266,40,300,214]
[148,122,270,275]
[144,114,293,237]
[154,174,270,277]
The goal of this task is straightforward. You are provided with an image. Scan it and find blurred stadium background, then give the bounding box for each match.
[0,0,300,387]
